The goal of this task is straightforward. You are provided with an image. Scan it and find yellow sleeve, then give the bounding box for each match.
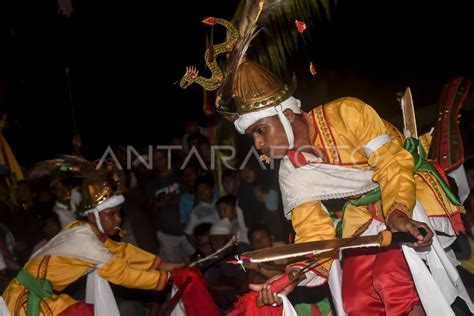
[105,239,161,270]
[342,99,416,218]
[97,257,170,291]
[289,202,335,279]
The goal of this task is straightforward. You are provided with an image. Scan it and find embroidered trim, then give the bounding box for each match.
[386,204,411,225]
[304,112,317,145]
[15,287,28,316]
[370,202,384,223]
[314,107,340,164]
[311,110,330,162]
[417,171,458,232]
[40,301,53,316]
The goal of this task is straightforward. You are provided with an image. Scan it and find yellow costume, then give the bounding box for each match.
[178,10,472,309]
[2,156,174,316]
[289,97,463,277]
[2,220,169,316]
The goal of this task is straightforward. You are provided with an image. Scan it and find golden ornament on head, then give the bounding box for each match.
[225,59,296,114]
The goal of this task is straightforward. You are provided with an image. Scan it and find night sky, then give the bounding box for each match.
[1,0,473,167]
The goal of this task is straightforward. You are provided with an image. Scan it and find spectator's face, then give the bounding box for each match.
[196,234,213,257]
[241,167,256,184]
[245,115,290,159]
[250,230,273,250]
[210,234,230,252]
[254,186,266,203]
[196,183,213,203]
[223,177,239,195]
[182,168,198,190]
[96,205,122,236]
[217,203,236,220]
[52,182,71,204]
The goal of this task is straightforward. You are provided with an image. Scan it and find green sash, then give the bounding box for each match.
[404,137,461,206]
[16,269,53,316]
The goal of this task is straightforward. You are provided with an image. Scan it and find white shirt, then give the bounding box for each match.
[53,201,76,228]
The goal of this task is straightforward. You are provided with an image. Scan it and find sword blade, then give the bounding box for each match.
[401,87,418,139]
[242,232,388,263]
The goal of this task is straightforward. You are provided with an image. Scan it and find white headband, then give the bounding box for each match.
[84,195,124,234]
[234,97,302,149]
[83,195,125,215]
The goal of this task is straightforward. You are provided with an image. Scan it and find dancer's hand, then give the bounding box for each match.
[158,261,185,272]
[249,273,297,307]
[386,211,433,248]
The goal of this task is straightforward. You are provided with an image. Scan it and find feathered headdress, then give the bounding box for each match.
[180,0,338,116]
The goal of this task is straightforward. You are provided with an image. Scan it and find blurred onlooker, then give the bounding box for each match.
[50,176,76,228]
[246,223,334,315]
[179,160,202,225]
[237,163,264,228]
[184,175,219,247]
[3,181,42,265]
[0,222,20,292]
[253,183,284,241]
[222,169,240,196]
[182,118,208,153]
[190,222,214,268]
[151,149,194,263]
[205,219,251,313]
[31,211,61,255]
[123,153,159,254]
[216,194,249,244]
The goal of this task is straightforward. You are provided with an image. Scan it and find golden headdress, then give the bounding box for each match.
[29,155,123,216]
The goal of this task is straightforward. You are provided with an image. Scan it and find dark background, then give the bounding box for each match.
[1,0,473,167]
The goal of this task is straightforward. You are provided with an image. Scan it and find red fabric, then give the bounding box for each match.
[430,160,451,185]
[58,302,94,316]
[226,291,283,316]
[311,304,322,316]
[227,274,293,316]
[173,267,219,316]
[450,211,466,233]
[342,246,420,316]
[287,150,308,168]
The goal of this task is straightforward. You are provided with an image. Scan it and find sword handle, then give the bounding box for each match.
[392,227,428,244]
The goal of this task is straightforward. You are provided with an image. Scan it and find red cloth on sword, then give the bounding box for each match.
[173,267,220,316]
[227,274,292,316]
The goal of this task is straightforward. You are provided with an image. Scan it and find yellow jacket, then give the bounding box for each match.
[288,97,462,282]
[3,221,169,316]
